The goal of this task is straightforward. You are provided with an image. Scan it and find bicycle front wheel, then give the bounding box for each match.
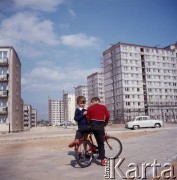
[75,140,93,168]
[105,136,122,159]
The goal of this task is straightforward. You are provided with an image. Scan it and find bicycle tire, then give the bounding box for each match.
[75,140,93,168]
[105,136,122,159]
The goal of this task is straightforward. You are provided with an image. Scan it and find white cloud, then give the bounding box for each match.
[68,8,76,18]
[22,62,100,92]
[60,33,102,48]
[0,12,59,47]
[59,23,70,30]
[14,0,64,12]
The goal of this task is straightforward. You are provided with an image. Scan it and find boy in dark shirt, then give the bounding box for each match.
[74,96,87,129]
[68,96,87,147]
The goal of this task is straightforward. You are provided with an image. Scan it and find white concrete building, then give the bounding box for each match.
[103,42,177,123]
[87,72,105,105]
[23,105,38,129]
[63,93,75,123]
[75,85,88,108]
[23,104,32,130]
[48,98,64,126]
[31,109,37,127]
[0,47,23,132]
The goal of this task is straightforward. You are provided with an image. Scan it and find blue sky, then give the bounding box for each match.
[0,0,177,119]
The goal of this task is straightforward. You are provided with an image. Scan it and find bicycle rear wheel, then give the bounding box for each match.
[105,136,122,159]
[75,140,93,168]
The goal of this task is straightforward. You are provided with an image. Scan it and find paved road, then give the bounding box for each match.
[0,126,177,180]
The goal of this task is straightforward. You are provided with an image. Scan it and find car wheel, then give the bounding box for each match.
[154,123,161,128]
[133,125,139,130]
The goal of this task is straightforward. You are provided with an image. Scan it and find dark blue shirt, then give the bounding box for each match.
[74,108,87,129]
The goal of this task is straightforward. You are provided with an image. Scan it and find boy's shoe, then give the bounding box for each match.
[101,159,106,166]
[68,139,79,148]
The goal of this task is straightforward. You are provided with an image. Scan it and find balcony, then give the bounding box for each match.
[24,116,28,120]
[0,90,8,98]
[0,106,8,115]
[0,74,8,82]
[0,58,8,66]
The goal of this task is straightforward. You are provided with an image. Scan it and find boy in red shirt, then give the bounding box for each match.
[70,97,110,166]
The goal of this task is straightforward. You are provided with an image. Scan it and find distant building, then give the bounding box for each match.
[48,98,64,126]
[23,104,32,130]
[31,109,37,127]
[0,47,23,133]
[103,42,177,123]
[87,72,105,105]
[23,104,38,129]
[63,93,75,123]
[74,85,88,108]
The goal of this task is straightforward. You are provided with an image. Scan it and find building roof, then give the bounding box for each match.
[87,72,103,79]
[103,42,177,55]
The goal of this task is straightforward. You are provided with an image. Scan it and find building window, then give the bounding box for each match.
[126,102,130,106]
[125,80,129,85]
[125,95,130,98]
[0,51,8,59]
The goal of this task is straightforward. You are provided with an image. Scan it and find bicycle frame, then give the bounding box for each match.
[75,133,112,153]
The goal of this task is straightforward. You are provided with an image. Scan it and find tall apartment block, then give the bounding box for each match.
[87,72,105,105]
[0,47,23,132]
[75,85,88,108]
[63,93,75,123]
[23,104,37,129]
[103,42,177,123]
[48,98,64,126]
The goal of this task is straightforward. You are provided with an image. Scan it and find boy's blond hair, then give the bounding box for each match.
[77,96,86,105]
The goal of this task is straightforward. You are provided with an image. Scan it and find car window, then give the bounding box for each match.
[143,117,150,120]
[137,117,142,121]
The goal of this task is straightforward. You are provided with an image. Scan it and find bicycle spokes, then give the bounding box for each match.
[75,141,93,168]
[105,139,113,150]
[104,137,123,159]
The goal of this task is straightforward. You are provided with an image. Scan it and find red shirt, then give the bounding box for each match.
[87,103,110,123]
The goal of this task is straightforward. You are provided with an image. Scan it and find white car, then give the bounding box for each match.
[125,116,163,130]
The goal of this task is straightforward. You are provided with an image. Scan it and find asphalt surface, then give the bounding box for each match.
[0,125,177,180]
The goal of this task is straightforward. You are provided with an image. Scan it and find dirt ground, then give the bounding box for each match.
[0,130,159,156]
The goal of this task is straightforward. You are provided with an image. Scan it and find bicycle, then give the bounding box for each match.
[75,132,122,168]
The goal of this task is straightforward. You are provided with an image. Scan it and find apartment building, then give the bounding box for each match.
[23,105,38,129]
[75,85,88,108]
[31,109,37,127]
[63,93,75,123]
[23,104,32,130]
[0,47,23,132]
[48,98,64,126]
[103,42,177,123]
[87,72,105,105]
